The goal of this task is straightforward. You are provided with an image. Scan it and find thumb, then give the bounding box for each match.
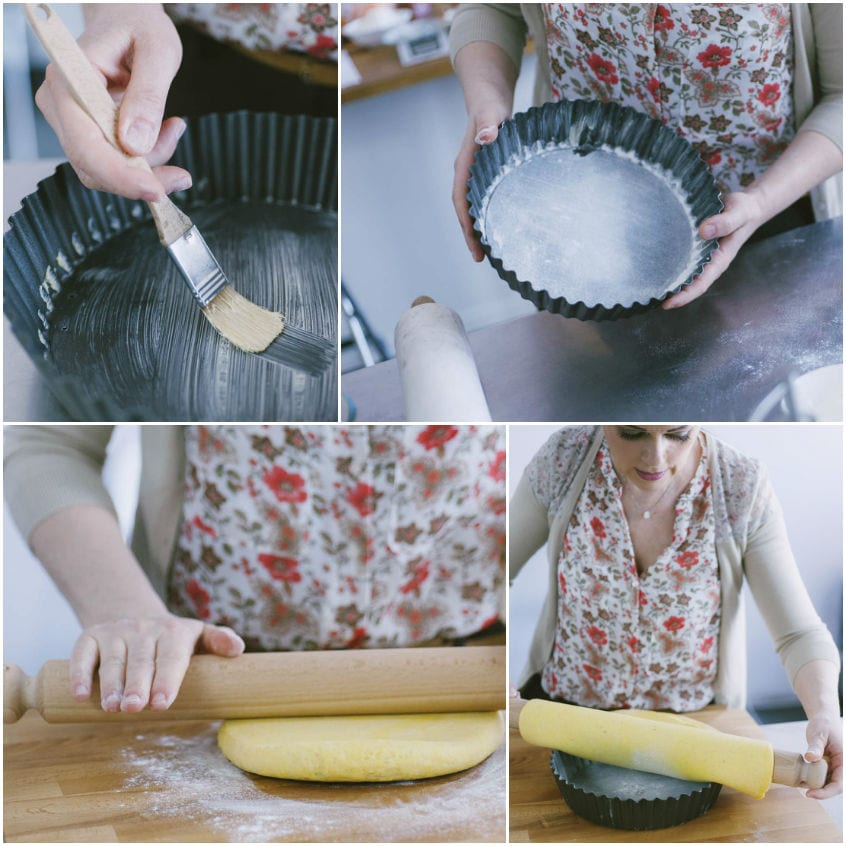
[200,624,246,657]
[117,38,179,155]
[471,107,510,147]
[804,727,828,761]
[698,195,750,240]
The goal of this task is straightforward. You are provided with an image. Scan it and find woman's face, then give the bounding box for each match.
[603,426,701,491]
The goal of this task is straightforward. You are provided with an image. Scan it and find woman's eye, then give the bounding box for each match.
[667,432,691,442]
[618,429,644,441]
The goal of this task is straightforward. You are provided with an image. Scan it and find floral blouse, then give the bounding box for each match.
[542,3,795,194]
[539,436,721,711]
[168,425,506,650]
[168,4,338,60]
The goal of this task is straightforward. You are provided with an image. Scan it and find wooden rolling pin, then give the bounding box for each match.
[5,646,505,723]
[517,699,828,798]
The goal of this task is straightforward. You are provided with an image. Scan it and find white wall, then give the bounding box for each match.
[508,424,843,710]
[341,55,539,359]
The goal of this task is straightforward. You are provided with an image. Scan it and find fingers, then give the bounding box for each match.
[661,247,728,310]
[36,77,165,201]
[452,119,503,262]
[121,630,157,713]
[199,625,246,658]
[97,635,129,712]
[148,624,195,711]
[33,25,186,200]
[69,633,99,701]
[663,191,766,310]
[116,33,181,156]
[66,617,244,713]
[806,759,843,800]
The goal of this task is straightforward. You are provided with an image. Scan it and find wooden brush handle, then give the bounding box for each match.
[772,749,828,790]
[4,646,505,723]
[23,3,191,245]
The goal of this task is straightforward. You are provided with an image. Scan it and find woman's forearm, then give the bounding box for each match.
[744,129,842,225]
[793,659,841,720]
[454,40,520,121]
[29,504,167,628]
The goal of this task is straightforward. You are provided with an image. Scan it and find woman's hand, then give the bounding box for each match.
[70,614,245,712]
[451,41,519,261]
[34,4,191,200]
[803,710,843,799]
[453,112,511,262]
[663,129,841,310]
[662,192,766,309]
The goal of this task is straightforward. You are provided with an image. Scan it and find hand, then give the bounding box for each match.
[662,191,766,309]
[34,4,190,201]
[452,110,511,262]
[804,710,843,799]
[69,614,245,713]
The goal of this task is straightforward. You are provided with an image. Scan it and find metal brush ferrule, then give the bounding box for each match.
[165,226,229,307]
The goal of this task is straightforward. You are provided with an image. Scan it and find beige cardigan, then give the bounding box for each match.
[450,3,842,218]
[5,426,186,597]
[509,427,840,709]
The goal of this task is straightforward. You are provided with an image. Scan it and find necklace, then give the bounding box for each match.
[636,476,677,520]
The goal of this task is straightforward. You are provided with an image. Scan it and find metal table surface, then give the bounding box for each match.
[343,219,843,422]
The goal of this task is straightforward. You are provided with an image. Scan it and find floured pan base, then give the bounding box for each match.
[566,759,708,801]
[46,201,337,421]
[481,146,698,308]
[217,712,503,782]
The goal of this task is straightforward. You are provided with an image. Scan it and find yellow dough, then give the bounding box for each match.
[218,711,503,782]
[519,700,773,799]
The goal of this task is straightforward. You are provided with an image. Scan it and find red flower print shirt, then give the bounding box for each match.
[540,437,720,711]
[168,4,338,60]
[168,426,506,650]
[542,4,795,194]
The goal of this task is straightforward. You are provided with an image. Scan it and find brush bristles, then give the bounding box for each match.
[202,285,283,352]
[201,284,334,375]
[262,324,336,375]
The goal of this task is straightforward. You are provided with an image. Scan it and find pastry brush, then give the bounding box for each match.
[25,3,334,377]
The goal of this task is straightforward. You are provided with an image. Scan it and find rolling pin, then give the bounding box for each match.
[4,645,504,723]
[394,297,492,422]
[518,699,828,798]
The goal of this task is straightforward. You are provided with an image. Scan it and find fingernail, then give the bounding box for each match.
[122,693,144,711]
[701,223,717,238]
[151,692,170,709]
[474,125,497,145]
[175,118,188,140]
[73,683,89,699]
[123,117,157,154]
[171,175,192,192]
[102,692,122,711]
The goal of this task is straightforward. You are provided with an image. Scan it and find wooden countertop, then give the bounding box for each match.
[342,41,453,101]
[510,706,842,843]
[5,711,506,842]
[341,5,456,102]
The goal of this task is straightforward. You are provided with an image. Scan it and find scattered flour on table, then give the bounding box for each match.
[120,727,506,842]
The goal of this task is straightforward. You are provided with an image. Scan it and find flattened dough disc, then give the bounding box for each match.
[218,711,503,782]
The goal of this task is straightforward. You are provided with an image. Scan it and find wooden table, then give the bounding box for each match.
[341,6,456,102]
[5,711,506,842]
[510,706,841,842]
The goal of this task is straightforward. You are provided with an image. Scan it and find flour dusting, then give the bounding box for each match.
[480,141,701,307]
[120,726,505,842]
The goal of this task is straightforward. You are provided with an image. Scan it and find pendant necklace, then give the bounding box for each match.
[629,473,678,520]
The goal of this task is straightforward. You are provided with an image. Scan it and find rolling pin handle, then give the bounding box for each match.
[4,664,35,724]
[772,748,828,790]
